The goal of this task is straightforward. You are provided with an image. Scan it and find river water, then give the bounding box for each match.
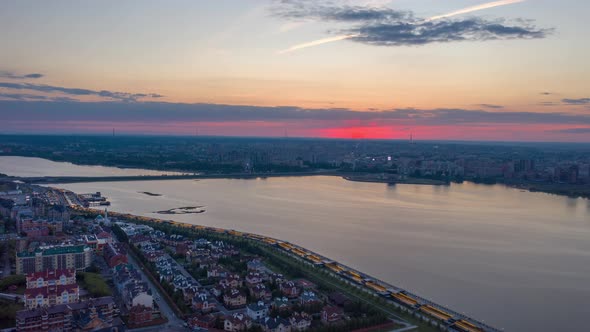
[1,156,589,331]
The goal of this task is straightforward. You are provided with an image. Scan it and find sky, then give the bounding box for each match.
[0,0,589,141]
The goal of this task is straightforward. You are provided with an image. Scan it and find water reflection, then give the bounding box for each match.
[1,157,589,332]
[566,197,578,209]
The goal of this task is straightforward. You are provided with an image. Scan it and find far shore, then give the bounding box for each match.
[3,167,590,200]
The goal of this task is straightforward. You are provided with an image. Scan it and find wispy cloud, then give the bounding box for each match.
[273,0,548,53]
[0,92,78,102]
[278,34,360,54]
[0,71,44,80]
[427,0,527,22]
[562,98,590,105]
[0,82,163,102]
[477,104,504,109]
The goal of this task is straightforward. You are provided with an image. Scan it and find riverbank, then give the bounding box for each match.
[72,206,500,332]
[504,181,590,199]
[343,175,449,186]
[10,170,589,200]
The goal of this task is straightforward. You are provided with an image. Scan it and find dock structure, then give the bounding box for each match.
[73,206,501,332]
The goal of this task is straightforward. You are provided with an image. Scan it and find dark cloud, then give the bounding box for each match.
[562,98,590,105]
[0,82,163,102]
[273,1,411,22]
[0,71,44,79]
[0,92,78,102]
[345,19,547,46]
[1,100,589,126]
[273,1,549,47]
[477,104,504,109]
[540,92,553,95]
[549,128,590,134]
[538,101,559,106]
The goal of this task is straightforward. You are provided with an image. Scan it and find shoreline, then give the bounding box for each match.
[343,175,450,186]
[2,155,589,199]
[8,171,589,200]
[74,206,501,332]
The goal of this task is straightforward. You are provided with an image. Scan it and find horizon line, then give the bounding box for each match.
[1,132,590,145]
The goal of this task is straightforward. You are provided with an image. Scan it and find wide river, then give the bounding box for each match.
[2,156,589,331]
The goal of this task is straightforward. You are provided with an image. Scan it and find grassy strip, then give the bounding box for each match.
[0,274,25,291]
[77,272,112,297]
[255,245,440,332]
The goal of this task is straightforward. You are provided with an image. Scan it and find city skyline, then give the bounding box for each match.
[1,0,589,141]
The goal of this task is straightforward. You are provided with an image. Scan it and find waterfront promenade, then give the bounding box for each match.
[75,206,501,332]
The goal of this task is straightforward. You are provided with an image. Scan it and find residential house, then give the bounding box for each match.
[295,279,316,290]
[289,312,312,331]
[24,284,79,309]
[245,271,264,288]
[247,301,268,321]
[223,288,247,309]
[272,297,291,312]
[207,266,228,279]
[220,274,242,288]
[250,283,272,301]
[270,273,285,285]
[188,314,217,329]
[129,234,151,248]
[262,317,292,332]
[224,313,252,332]
[321,306,344,325]
[247,259,265,272]
[129,305,153,326]
[25,269,76,289]
[16,296,117,332]
[280,281,300,299]
[299,291,321,307]
[103,242,127,268]
[24,269,79,309]
[192,292,217,313]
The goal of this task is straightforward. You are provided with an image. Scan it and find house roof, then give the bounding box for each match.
[226,313,250,325]
[247,301,267,311]
[263,317,291,329]
[26,268,75,281]
[25,284,79,298]
[16,296,114,320]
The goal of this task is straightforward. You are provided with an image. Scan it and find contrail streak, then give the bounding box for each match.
[426,0,526,21]
[277,34,359,54]
[277,0,526,54]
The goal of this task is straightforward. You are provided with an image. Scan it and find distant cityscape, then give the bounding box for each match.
[1,135,589,198]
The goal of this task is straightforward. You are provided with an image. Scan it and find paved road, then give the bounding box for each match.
[126,250,189,331]
[0,292,23,301]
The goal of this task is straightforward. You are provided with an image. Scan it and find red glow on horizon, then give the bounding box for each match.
[320,126,396,139]
[2,119,590,142]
